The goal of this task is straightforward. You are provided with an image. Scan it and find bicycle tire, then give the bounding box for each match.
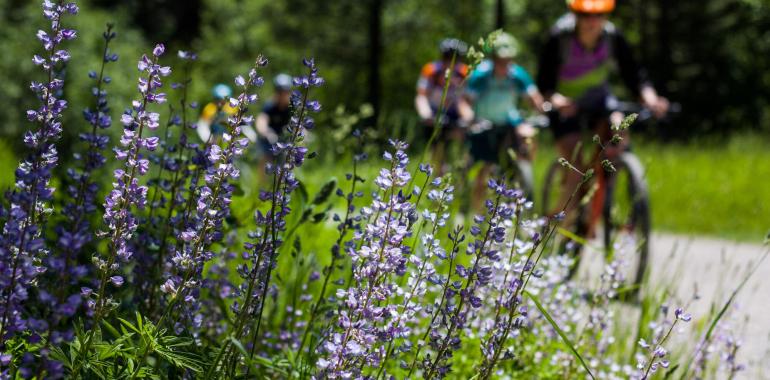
[541,159,589,279]
[602,151,650,296]
[508,154,535,200]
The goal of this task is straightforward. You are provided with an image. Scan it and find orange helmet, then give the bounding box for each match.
[567,0,615,13]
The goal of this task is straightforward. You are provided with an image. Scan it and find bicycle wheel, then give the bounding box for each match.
[602,152,650,295]
[504,148,535,199]
[541,159,589,279]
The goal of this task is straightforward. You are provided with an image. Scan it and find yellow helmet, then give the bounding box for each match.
[567,0,615,13]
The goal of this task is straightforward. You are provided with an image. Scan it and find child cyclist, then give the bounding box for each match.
[465,31,544,210]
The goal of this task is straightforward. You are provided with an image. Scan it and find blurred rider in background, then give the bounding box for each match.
[255,73,293,162]
[415,38,474,172]
[465,31,544,210]
[197,83,256,143]
[537,0,668,215]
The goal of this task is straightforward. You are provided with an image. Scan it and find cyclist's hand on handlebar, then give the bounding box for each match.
[516,123,537,139]
[647,96,670,119]
[641,93,670,119]
[640,86,670,119]
[550,93,578,118]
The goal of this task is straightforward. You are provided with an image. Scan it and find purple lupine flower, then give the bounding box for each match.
[87,44,170,322]
[297,131,368,356]
[25,23,117,379]
[373,173,457,376]
[197,232,239,341]
[43,20,116,315]
[131,50,201,315]
[419,180,522,378]
[221,58,323,371]
[634,306,692,379]
[158,57,266,330]
[0,0,78,349]
[317,140,416,378]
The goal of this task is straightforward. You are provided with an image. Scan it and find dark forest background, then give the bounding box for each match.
[1,0,769,145]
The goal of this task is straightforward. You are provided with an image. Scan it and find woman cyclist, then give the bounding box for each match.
[536,0,669,216]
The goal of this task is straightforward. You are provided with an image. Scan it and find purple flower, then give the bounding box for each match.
[317,140,418,377]
[90,43,171,325]
[211,58,323,373]
[159,56,267,332]
[1,0,78,347]
[152,43,165,57]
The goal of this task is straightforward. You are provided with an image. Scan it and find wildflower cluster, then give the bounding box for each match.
[161,57,267,329]
[88,43,171,323]
[0,2,757,379]
[0,0,78,350]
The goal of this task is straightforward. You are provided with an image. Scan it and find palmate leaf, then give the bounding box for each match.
[155,346,204,373]
[525,290,596,380]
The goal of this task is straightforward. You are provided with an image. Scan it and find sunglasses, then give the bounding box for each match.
[575,12,609,18]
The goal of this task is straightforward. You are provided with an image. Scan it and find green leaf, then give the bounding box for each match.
[101,320,121,339]
[312,211,327,223]
[311,178,337,205]
[232,183,246,196]
[155,347,204,373]
[152,334,204,373]
[135,311,144,331]
[297,180,309,204]
[556,227,589,247]
[525,290,596,380]
[118,317,140,333]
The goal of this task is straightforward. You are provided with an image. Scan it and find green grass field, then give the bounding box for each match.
[638,134,770,241]
[0,133,767,242]
[527,133,770,242]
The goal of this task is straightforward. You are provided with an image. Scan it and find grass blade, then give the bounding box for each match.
[525,290,596,380]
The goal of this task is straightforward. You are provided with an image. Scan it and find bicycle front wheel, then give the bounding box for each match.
[541,159,589,279]
[504,148,535,200]
[602,152,650,295]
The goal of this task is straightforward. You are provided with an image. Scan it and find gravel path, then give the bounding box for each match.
[576,233,769,379]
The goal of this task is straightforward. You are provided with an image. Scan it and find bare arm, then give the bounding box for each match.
[527,88,545,113]
[256,113,279,144]
[415,91,433,121]
[640,85,669,118]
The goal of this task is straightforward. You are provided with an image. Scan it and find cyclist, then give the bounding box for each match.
[415,38,474,171]
[197,84,240,143]
[536,0,668,216]
[255,73,293,161]
[465,31,544,210]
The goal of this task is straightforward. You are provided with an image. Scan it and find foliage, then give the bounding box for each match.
[0,2,763,380]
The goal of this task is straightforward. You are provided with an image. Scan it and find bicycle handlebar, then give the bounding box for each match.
[610,100,681,123]
[453,100,681,135]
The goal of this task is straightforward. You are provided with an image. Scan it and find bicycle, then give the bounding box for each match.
[541,101,679,296]
[466,115,548,200]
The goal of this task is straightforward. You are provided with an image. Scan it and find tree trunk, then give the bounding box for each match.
[495,0,505,29]
[368,0,383,125]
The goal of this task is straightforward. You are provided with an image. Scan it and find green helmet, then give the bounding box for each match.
[490,32,519,59]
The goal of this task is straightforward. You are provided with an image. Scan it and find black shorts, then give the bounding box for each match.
[548,109,613,140]
[468,125,516,163]
[549,92,616,140]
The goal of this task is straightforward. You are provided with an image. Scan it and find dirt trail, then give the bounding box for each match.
[577,233,769,379]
